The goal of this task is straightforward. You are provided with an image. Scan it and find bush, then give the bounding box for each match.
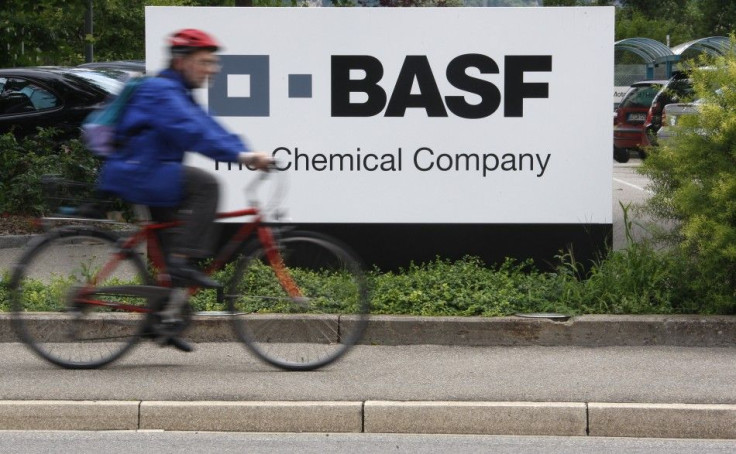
[0,129,100,216]
[640,34,736,311]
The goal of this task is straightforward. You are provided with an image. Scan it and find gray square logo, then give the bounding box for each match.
[289,74,312,98]
[209,55,270,117]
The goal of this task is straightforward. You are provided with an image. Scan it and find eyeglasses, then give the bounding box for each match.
[193,58,221,71]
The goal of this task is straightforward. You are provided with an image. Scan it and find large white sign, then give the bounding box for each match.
[146,6,614,224]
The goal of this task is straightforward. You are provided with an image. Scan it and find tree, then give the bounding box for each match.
[0,1,88,67]
[696,0,736,37]
[619,0,689,20]
[615,10,695,45]
[0,1,236,68]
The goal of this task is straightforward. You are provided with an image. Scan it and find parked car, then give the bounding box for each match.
[77,60,145,82]
[613,80,666,163]
[656,98,707,145]
[643,74,694,146]
[0,67,124,137]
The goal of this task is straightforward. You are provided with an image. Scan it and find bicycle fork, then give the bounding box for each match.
[257,227,304,300]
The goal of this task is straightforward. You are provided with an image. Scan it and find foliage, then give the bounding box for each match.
[0,272,8,312]
[2,0,736,68]
[696,0,736,37]
[369,257,555,316]
[0,129,100,216]
[5,239,734,315]
[0,1,88,67]
[615,9,695,45]
[544,0,613,6]
[0,1,236,67]
[640,35,736,313]
[376,0,464,6]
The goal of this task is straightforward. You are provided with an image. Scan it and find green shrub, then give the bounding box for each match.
[0,129,100,215]
[640,34,736,312]
[369,256,570,316]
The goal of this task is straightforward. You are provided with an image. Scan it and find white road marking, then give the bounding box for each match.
[613,177,652,194]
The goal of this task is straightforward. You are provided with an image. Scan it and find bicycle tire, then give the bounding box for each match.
[9,227,155,369]
[227,230,370,371]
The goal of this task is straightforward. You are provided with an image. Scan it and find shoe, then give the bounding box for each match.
[168,262,221,289]
[161,336,194,353]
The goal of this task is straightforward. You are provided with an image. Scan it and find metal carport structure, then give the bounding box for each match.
[615,37,680,83]
[671,36,731,60]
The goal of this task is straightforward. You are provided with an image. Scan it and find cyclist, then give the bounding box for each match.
[98,28,272,351]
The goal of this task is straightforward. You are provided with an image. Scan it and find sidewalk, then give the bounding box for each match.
[0,315,734,438]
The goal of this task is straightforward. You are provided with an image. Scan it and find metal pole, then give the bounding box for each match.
[84,0,93,62]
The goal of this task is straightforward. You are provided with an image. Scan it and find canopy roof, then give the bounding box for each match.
[615,37,680,65]
[672,36,731,57]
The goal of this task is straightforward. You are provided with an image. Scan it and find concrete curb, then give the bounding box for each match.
[0,400,734,438]
[0,235,36,249]
[0,314,733,347]
[360,314,736,347]
[588,402,736,439]
[0,400,139,431]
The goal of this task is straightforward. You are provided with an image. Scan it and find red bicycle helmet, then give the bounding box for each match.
[169,29,220,54]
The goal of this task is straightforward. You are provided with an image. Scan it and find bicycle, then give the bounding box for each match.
[8,169,370,371]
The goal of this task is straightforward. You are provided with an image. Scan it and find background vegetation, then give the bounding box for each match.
[1,1,735,67]
[0,131,98,215]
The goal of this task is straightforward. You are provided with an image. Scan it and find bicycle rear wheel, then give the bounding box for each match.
[227,230,370,371]
[9,227,154,369]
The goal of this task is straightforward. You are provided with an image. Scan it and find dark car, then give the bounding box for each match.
[0,67,123,137]
[613,80,666,163]
[643,73,694,145]
[77,60,145,82]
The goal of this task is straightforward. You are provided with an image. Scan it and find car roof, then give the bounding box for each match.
[0,66,112,76]
[0,66,68,75]
[630,80,669,87]
[78,60,144,69]
[0,66,132,75]
[0,66,124,95]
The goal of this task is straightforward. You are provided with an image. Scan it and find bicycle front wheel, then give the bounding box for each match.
[9,227,153,369]
[227,231,370,371]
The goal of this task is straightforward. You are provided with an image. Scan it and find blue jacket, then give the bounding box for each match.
[98,69,248,206]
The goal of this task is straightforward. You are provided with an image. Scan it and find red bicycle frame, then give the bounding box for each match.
[76,204,302,312]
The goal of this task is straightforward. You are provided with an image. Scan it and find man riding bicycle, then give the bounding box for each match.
[98,29,272,351]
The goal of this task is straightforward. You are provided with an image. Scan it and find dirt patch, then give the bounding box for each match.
[0,214,43,235]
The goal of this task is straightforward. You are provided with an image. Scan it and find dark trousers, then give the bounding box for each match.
[149,166,219,259]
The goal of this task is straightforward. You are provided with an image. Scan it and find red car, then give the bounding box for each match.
[613,80,666,163]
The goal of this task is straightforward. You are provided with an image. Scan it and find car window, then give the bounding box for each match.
[0,78,59,115]
[620,84,662,109]
[660,80,695,104]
